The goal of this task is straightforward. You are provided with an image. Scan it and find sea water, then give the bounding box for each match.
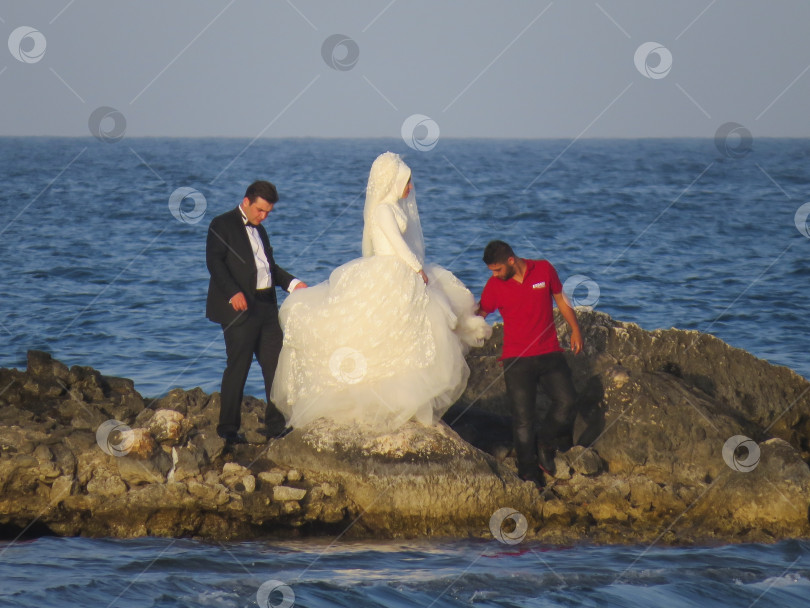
[1,537,810,607]
[1,137,809,606]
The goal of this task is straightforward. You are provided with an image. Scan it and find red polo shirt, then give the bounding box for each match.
[480,259,563,359]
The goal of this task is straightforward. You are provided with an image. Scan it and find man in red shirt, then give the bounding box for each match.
[478,240,583,487]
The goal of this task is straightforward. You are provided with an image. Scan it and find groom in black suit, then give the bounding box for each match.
[206,180,306,445]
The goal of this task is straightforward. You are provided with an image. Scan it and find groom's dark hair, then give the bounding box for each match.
[244,180,279,204]
[483,240,516,265]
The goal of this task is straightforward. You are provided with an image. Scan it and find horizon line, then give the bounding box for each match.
[1,134,809,141]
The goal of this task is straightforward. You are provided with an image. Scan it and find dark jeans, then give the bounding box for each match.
[503,351,577,478]
[217,299,285,436]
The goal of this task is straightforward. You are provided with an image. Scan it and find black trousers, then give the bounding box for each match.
[217,298,285,436]
[503,351,577,477]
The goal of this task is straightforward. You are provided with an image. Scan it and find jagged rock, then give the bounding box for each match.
[319,482,337,498]
[101,375,145,421]
[239,475,256,494]
[147,409,187,444]
[222,462,250,478]
[26,350,70,383]
[50,444,76,478]
[557,446,602,477]
[273,486,306,502]
[258,469,286,486]
[689,438,810,535]
[150,387,209,416]
[220,463,256,494]
[49,475,76,502]
[455,310,810,542]
[0,310,808,543]
[187,480,230,506]
[168,446,202,483]
[86,473,128,497]
[0,427,30,456]
[195,432,225,463]
[70,406,106,431]
[116,450,171,486]
[67,365,106,403]
[123,428,158,459]
[280,501,300,515]
[32,445,61,482]
[265,418,539,537]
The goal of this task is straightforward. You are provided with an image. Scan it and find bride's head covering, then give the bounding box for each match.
[362,152,425,264]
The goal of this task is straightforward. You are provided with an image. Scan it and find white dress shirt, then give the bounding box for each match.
[239,207,300,292]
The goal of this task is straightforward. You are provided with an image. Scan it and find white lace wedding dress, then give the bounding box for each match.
[270,152,491,431]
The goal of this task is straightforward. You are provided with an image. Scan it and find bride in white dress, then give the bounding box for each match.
[270,152,491,431]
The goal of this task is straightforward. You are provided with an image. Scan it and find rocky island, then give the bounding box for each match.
[1,309,808,545]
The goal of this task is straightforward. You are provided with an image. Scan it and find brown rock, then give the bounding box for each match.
[273,486,306,502]
[147,409,186,444]
[563,446,602,476]
[258,469,286,486]
[168,447,201,483]
[2,320,809,544]
[26,350,70,382]
[86,473,128,497]
[49,475,76,502]
[125,428,158,459]
[221,463,256,494]
[150,387,209,416]
[116,450,171,486]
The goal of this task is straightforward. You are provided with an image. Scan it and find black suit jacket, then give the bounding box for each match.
[206,207,295,326]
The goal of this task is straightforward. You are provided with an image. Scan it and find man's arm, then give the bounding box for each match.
[553,292,583,355]
[271,262,308,291]
[206,221,244,307]
[477,280,496,317]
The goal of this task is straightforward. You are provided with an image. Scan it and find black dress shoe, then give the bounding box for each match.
[259,426,293,440]
[537,447,557,477]
[219,431,248,445]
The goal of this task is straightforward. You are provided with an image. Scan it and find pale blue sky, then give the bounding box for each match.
[1,0,809,139]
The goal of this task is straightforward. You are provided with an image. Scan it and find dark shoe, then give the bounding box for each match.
[219,431,248,445]
[259,426,293,440]
[537,447,557,477]
[258,426,292,441]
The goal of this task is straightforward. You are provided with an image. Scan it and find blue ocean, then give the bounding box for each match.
[1,137,809,606]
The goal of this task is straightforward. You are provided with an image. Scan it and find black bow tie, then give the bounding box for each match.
[245,222,258,229]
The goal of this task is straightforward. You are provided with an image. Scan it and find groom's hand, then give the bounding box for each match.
[292,281,308,290]
[230,292,248,311]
